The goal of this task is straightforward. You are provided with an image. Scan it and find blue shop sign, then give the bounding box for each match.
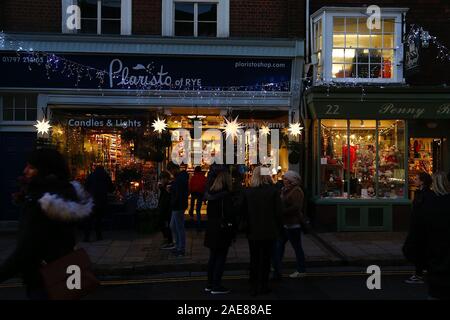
[0,52,291,91]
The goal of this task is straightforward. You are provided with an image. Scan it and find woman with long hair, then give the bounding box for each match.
[241,166,282,296]
[203,171,236,295]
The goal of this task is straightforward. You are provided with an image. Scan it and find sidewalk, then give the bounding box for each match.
[0,229,409,276]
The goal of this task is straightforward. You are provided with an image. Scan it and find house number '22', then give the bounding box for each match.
[325,105,340,115]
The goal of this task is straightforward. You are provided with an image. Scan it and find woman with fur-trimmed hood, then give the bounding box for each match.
[0,148,93,299]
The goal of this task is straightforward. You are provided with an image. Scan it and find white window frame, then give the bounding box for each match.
[162,0,229,37]
[62,0,132,35]
[311,8,406,84]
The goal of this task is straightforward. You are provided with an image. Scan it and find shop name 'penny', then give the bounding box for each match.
[378,103,425,118]
[68,119,142,128]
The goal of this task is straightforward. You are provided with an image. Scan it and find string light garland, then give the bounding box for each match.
[407,24,450,62]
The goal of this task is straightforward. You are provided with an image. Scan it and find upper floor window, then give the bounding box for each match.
[162,0,229,37]
[311,7,408,84]
[1,95,37,122]
[62,0,132,35]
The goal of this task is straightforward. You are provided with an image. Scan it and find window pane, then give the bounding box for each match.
[3,109,13,121]
[26,109,37,121]
[370,64,382,78]
[358,17,370,34]
[102,0,121,19]
[333,17,345,32]
[101,19,121,34]
[80,19,98,34]
[332,49,345,63]
[383,34,394,48]
[349,120,377,199]
[347,64,357,78]
[371,34,383,48]
[356,49,369,63]
[378,120,405,198]
[15,95,26,108]
[3,95,13,109]
[332,64,346,78]
[370,49,383,64]
[346,18,358,33]
[15,108,25,121]
[198,3,217,21]
[382,50,394,78]
[320,120,348,198]
[175,22,194,36]
[358,64,369,78]
[346,34,357,48]
[175,3,194,21]
[198,22,216,37]
[333,34,345,47]
[358,34,370,48]
[78,0,97,18]
[383,19,395,33]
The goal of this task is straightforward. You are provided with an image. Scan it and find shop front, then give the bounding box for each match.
[0,36,304,220]
[305,86,450,232]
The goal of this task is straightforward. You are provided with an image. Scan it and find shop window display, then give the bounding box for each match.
[320,119,405,199]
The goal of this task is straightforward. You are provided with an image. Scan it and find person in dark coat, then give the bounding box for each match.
[241,166,282,296]
[405,172,433,284]
[203,171,236,295]
[158,171,174,249]
[167,162,189,256]
[0,148,93,300]
[403,171,450,300]
[83,165,113,242]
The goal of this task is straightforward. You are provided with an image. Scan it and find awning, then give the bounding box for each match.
[306,86,450,119]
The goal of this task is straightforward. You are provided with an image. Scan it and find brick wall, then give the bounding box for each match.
[0,0,61,33]
[0,0,304,39]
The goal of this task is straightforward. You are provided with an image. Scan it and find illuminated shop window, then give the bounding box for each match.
[311,7,406,84]
[319,119,405,199]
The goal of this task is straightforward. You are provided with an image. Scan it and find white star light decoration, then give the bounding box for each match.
[222,116,243,139]
[288,122,303,137]
[34,118,51,135]
[260,125,270,136]
[152,117,167,133]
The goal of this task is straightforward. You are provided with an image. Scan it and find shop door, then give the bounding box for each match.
[408,138,443,199]
[0,132,36,220]
[337,205,393,231]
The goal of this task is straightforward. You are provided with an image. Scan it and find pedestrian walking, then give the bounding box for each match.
[158,171,175,250]
[203,171,236,295]
[167,162,189,256]
[241,166,282,296]
[405,172,433,284]
[0,148,93,300]
[83,165,114,242]
[403,171,450,300]
[189,166,207,232]
[273,170,307,280]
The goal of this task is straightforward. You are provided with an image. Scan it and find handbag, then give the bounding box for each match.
[39,248,100,300]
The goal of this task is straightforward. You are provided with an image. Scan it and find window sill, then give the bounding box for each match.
[312,197,411,205]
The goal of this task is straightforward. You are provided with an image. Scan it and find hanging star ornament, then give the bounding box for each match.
[288,122,303,137]
[34,118,52,135]
[260,125,271,136]
[222,116,244,139]
[152,117,167,133]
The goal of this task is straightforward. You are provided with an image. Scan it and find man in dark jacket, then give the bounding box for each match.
[158,171,174,249]
[167,162,189,256]
[403,190,450,299]
[0,148,93,300]
[83,165,113,242]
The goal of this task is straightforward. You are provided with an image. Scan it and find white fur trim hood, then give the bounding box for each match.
[38,181,94,221]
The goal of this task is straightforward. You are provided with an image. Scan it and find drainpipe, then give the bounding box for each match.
[305,0,310,64]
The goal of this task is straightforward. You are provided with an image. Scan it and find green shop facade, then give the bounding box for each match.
[304,86,450,232]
